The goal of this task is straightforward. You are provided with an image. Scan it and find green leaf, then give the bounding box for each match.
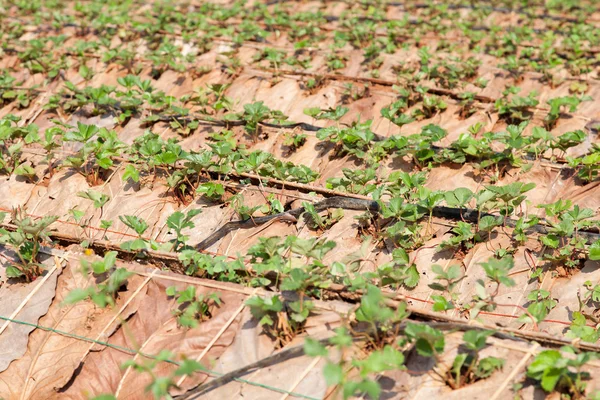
[64,288,92,304]
[405,322,445,357]
[119,215,148,236]
[343,379,381,400]
[120,238,148,251]
[176,286,196,303]
[14,164,36,178]
[323,362,344,386]
[590,240,600,261]
[175,359,205,376]
[77,189,110,208]
[480,256,515,287]
[476,356,505,378]
[355,345,405,375]
[431,295,454,311]
[451,353,469,378]
[330,327,353,348]
[303,107,321,118]
[444,187,473,207]
[478,215,502,232]
[79,64,91,80]
[6,265,24,278]
[541,367,563,392]
[91,251,117,274]
[541,234,560,249]
[304,338,328,357]
[100,220,113,229]
[70,208,85,222]
[122,164,140,183]
[527,350,563,391]
[463,330,494,351]
[392,248,409,264]
[404,265,420,288]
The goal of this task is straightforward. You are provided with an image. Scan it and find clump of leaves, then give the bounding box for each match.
[527,347,595,398]
[228,101,289,142]
[466,256,516,319]
[413,94,448,119]
[0,209,57,282]
[281,130,306,155]
[567,145,600,183]
[445,330,504,389]
[166,209,202,252]
[404,322,445,359]
[0,115,40,175]
[121,351,206,399]
[119,215,150,251]
[544,95,591,130]
[355,285,410,347]
[246,294,300,347]
[64,251,133,308]
[77,189,109,209]
[458,91,477,119]
[302,201,344,231]
[380,100,414,129]
[166,286,221,328]
[316,119,381,164]
[429,264,464,312]
[377,248,420,289]
[520,289,557,325]
[494,87,539,123]
[326,167,377,195]
[305,327,406,400]
[304,106,348,124]
[62,122,125,186]
[537,200,595,269]
[440,221,476,250]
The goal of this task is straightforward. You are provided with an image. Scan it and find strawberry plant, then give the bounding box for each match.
[527,348,595,398]
[404,322,445,359]
[305,329,406,400]
[62,123,125,186]
[77,189,109,209]
[494,87,539,123]
[65,252,133,308]
[119,215,151,251]
[281,131,306,155]
[231,101,289,142]
[567,145,600,183]
[380,100,414,129]
[520,289,558,325]
[444,330,504,389]
[166,209,202,252]
[196,182,225,203]
[121,351,205,399]
[0,209,58,281]
[377,248,420,289]
[326,167,377,195]
[166,286,221,328]
[544,95,591,129]
[301,202,343,231]
[467,256,516,319]
[246,294,304,347]
[355,285,410,347]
